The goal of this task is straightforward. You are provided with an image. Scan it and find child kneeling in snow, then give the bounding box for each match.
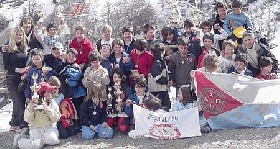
[15,82,60,149]
[80,83,113,140]
[171,85,211,133]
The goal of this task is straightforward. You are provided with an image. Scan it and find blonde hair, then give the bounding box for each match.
[101,25,112,33]
[203,54,220,72]
[48,76,61,87]
[86,83,104,104]
[222,40,235,51]
[8,27,28,54]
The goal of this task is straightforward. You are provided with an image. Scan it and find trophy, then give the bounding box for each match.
[30,73,43,110]
[114,82,128,118]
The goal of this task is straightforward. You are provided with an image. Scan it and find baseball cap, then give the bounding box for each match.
[52,42,63,50]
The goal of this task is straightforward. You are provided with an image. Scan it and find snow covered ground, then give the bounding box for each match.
[0,98,12,132]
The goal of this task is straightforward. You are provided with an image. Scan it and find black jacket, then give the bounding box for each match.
[3,47,28,75]
[80,99,108,127]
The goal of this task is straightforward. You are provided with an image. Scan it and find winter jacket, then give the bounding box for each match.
[124,39,135,54]
[109,52,133,80]
[27,29,43,50]
[82,66,110,88]
[223,12,253,36]
[69,37,94,64]
[180,32,201,58]
[24,99,60,128]
[129,93,147,105]
[3,50,28,75]
[228,67,253,77]
[40,35,62,55]
[236,43,278,77]
[24,65,57,99]
[130,49,153,77]
[44,54,63,74]
[59,65,86,98]
[148,57,169,92]
[218,55,235,73]
[168,51,197,87]
[80,99,108,127]
[213,14,226,50]
[255,73,272,80]
[171,100,198,112]
[100,57,113,76]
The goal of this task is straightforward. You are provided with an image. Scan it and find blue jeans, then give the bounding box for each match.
[81,124,113,140]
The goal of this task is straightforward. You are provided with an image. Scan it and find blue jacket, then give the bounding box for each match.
[101,58,113,76]
[80,99,108,127]
[180,32,201,58]
[24,65,56,99]
[43,54,63,74]
[228,66,253,77]
[59,65,86,98]
[109,52,133,76]
[223,12,253,36]
[124,39,135,54]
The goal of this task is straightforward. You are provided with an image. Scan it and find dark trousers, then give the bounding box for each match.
[6,75,27,128]
[71,96,84,125]
[57,121,76,139]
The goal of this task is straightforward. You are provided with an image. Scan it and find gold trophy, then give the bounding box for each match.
[30,73,43,110]
[114,82,127,117]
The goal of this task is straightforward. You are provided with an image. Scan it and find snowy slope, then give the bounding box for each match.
[0,0,55,29]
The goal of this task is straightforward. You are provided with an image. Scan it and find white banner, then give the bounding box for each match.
[128,105,201,139]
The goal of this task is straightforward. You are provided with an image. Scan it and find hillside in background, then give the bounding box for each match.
[0,0,279,47]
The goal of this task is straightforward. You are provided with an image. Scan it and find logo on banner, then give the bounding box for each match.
[69,3,90,16]
[149,124,181,139]
[199,88,226,115]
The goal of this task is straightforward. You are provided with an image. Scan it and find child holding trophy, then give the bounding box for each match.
[107,68,131,133]
[24,48,56,101]
[15,79,60,148]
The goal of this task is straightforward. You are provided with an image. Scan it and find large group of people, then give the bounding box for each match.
[1,0,278,148]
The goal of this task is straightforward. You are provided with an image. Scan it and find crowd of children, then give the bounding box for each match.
[1,0,279,148]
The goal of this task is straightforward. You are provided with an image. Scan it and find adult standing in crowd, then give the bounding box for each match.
[19,16,43,50]
[3,27,29,131]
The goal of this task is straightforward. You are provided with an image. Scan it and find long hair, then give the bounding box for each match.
[8,27,28,54]
[86,83,104,104]
[179,85,193,106]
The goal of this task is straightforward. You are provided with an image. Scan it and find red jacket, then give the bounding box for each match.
[130,49,153,77]
[255,73,271,80]
[69,37,94,64]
